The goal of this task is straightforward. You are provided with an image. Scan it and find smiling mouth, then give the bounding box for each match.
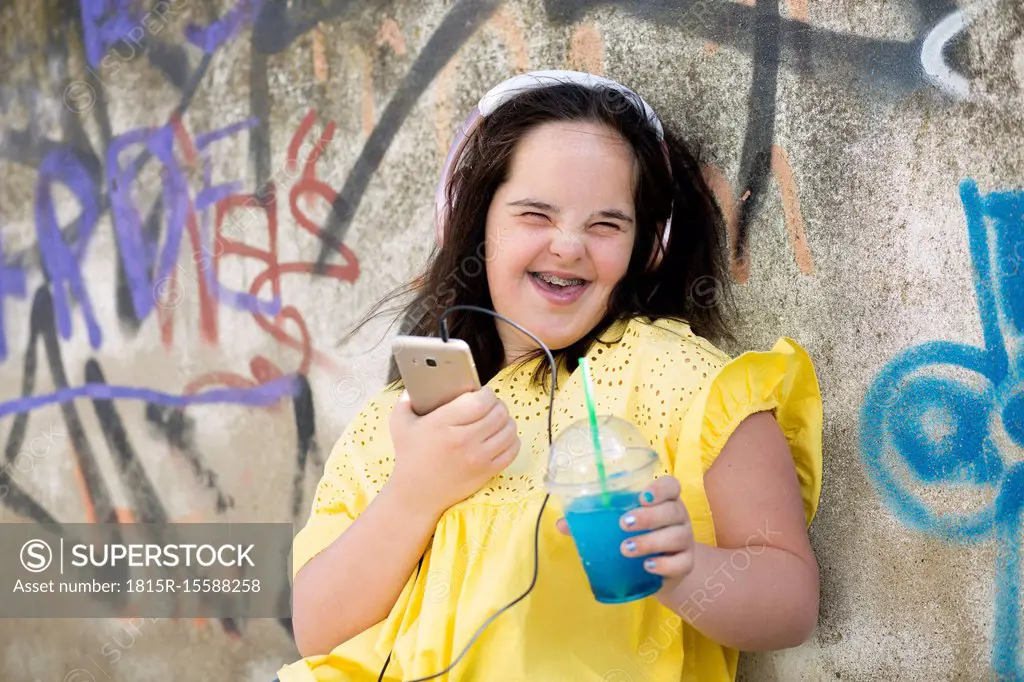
[529,272,589,288]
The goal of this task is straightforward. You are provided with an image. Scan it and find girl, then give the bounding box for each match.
[277,70,823,682]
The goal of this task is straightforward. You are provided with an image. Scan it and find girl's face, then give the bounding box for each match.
[484,120,637,365]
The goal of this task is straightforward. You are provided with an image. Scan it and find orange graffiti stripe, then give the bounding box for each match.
[770,144,815,275]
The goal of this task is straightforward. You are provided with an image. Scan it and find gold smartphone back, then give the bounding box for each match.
[392,336,482,415]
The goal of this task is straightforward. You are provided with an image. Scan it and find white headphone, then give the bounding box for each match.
[433,70,673,268]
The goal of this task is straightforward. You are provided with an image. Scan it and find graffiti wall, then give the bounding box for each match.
[0,0,1020,679]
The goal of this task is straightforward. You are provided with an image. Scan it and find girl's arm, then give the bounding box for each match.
[659,411,820,651]
[291,479,441,658]
[292,387,520,658]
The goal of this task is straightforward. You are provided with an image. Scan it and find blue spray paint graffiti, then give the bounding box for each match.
[35,147,104,349]
[81,0,140,69]
[0,232,27,362]
[861,178,1024,676]
[0,375,297,420]
[185,0,262,54]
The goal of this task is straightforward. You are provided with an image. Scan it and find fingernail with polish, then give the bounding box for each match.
[641,491,654,504]
[644,558,657,571]
[624,540,636,553]
[623,514,636,528]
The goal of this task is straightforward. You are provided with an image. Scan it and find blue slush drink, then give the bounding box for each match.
[546,418,665,605]
[564,490,663,603]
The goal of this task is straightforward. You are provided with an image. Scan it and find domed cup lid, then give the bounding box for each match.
[544,415,658,498]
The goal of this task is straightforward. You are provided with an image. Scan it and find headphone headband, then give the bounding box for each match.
[478,70,664,140]
[435,70,672,267]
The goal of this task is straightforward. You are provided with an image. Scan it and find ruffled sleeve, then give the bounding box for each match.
[675,337,823,537]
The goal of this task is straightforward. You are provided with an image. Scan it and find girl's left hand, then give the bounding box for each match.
[555,474,696,590]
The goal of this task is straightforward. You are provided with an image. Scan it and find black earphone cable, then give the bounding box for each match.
[377,304,559,682]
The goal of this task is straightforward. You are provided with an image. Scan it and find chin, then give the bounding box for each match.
[536,323,593,353]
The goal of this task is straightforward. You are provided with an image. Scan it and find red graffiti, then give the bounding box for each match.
[149,108,359,385]
[184,356,287,412]
[238,109,359,374]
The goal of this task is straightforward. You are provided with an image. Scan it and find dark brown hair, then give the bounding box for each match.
[342,82,733,389]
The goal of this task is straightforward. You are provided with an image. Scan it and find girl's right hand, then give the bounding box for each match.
[387,387,520,517]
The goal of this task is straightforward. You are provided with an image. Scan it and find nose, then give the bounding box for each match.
[548,228,586,261]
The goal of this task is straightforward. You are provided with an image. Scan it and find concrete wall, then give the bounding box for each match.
[0,0,1021,679]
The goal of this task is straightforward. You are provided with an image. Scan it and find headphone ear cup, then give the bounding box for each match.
[647,214,672,269]
[647,140,673,269]
[435,108,483,248]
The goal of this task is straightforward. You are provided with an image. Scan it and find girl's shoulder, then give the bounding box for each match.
[577,315,735,415]
[611,315,732,371]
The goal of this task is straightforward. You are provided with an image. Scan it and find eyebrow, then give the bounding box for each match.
[506,199,634,224]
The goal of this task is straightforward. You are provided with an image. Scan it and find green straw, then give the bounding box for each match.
[579,356,611,506]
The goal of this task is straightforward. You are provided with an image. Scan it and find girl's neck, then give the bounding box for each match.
[501,341,535,370]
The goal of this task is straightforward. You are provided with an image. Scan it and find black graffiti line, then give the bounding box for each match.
[915,0,959,27]
[83,359,169,524]
[144,403,235,514]
[249,48,272,188]
[247,0,383,184]
[0,292,247,634]
[145,40,193,90]
[0,130,106,273]
[120,50,215,185]
[543,0,926,92]
[5,0,960,276]
[312,0,504,269]
[1,286,115,523]
[114,195,163,330]
[734,0,781,261]
[0,292,60,525]
[3,54,215,338]
[250,0,388,55]
[2,24,214,272]
[55,0,112,265]
[0,256,248,635]
[306,0,951,268]
[291,374,318,520]
[82,365,243,634]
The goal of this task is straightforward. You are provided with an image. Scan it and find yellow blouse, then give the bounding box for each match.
[277,316,823,682]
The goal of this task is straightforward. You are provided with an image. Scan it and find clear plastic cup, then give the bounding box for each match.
[544,416,664,604]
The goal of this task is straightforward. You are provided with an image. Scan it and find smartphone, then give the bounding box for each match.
[392,335,482,415]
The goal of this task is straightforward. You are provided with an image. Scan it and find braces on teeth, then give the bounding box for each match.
[536,273,584,286]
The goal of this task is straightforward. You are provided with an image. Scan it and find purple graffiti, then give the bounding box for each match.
[106,116,281,326]
[81,0,139,68]
[106,124,189,323]
[34,149,103,349]
[195,117,260,151]
[0,233,27,362]
[0,374,297,419]
[185,0,262,53]
[193,117,282,317]
[195,162,282,317]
